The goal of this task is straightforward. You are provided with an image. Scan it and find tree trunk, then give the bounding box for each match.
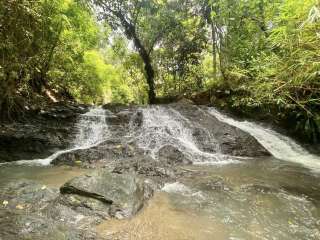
[211,20,217,79]
[144,57,156,104]
[130,30,156,104]
[204,2,218,80]
[115,12,157,104]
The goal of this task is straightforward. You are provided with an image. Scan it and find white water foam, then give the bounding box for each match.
[130,106,240,165]
[162,182,192,194]
[207,107,320,171]
[13,107,109,166]
[162,182,206,200]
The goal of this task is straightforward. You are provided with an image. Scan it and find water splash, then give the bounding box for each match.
[14,107,109,166]
[162,182,192,194]
[207,107,320,171]
[130,106,240,165]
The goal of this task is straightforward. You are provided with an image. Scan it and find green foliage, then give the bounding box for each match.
[1,0,319,142]
[154,0,208,96]
[205,0,320,142]
[0,0,138,115]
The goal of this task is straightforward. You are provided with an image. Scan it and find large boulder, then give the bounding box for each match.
[60,170,152,219]
[0,171,153,240]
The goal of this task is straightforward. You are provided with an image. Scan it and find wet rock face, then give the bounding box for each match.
[0,103,88,163]
[111,157,179,180]
[0,123,74,162]
[170,103,270,157]
[49,102,270,168]
[0,101,270,164]
[51,139,141,166]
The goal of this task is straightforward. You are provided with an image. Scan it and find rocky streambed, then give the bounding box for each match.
[0,102,320,239]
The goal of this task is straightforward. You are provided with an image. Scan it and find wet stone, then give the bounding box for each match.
[60,170,152,219]
[0,180,98,240]
[0,180,59,213]
[158,145,192,165]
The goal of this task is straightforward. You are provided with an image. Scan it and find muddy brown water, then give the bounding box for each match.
[96,158,320,240]
[0,165,90,188]
[1,158,320,239]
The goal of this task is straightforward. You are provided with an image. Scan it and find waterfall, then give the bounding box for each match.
[72,107,109,148]
[130,106,239,165]
[15,107,109,166]
[207,107,320,171]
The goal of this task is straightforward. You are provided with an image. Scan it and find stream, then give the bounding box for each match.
[1,104,320,239]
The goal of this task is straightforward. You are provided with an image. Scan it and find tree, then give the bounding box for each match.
[90,0,163,103]
[0,0,65,117]
[0,0,137,117]
[155,0,208,95]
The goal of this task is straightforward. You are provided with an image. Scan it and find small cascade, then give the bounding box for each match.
[130,106,239,165]
[15,107,109,166]
[208,107,320,171]
[73,107,109,148]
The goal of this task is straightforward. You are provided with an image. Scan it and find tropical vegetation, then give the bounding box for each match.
[0,0,319,142]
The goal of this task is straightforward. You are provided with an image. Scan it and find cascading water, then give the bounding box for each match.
[207,107,320,171]
[130,106,239,165]
[15,107,109,166]
[72,107,109,148]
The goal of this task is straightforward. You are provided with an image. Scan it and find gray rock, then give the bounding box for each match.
[60,170,152,219]
[52,140,139,166]
[158,145,192,165]
[0,104,86,163]
[112,157,178,179]
[0,180,58,213]
[0,210,97,240]
[0,180,98,240]
[170,103,270,157]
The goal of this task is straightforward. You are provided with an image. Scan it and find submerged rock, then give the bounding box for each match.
[0,180,58,213]
[0,211,97,240]
[0,180,97,240]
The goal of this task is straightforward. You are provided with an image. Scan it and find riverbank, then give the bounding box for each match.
[188,88,320,149]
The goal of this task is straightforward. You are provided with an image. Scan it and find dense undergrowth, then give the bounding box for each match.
[192,0,320,144]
